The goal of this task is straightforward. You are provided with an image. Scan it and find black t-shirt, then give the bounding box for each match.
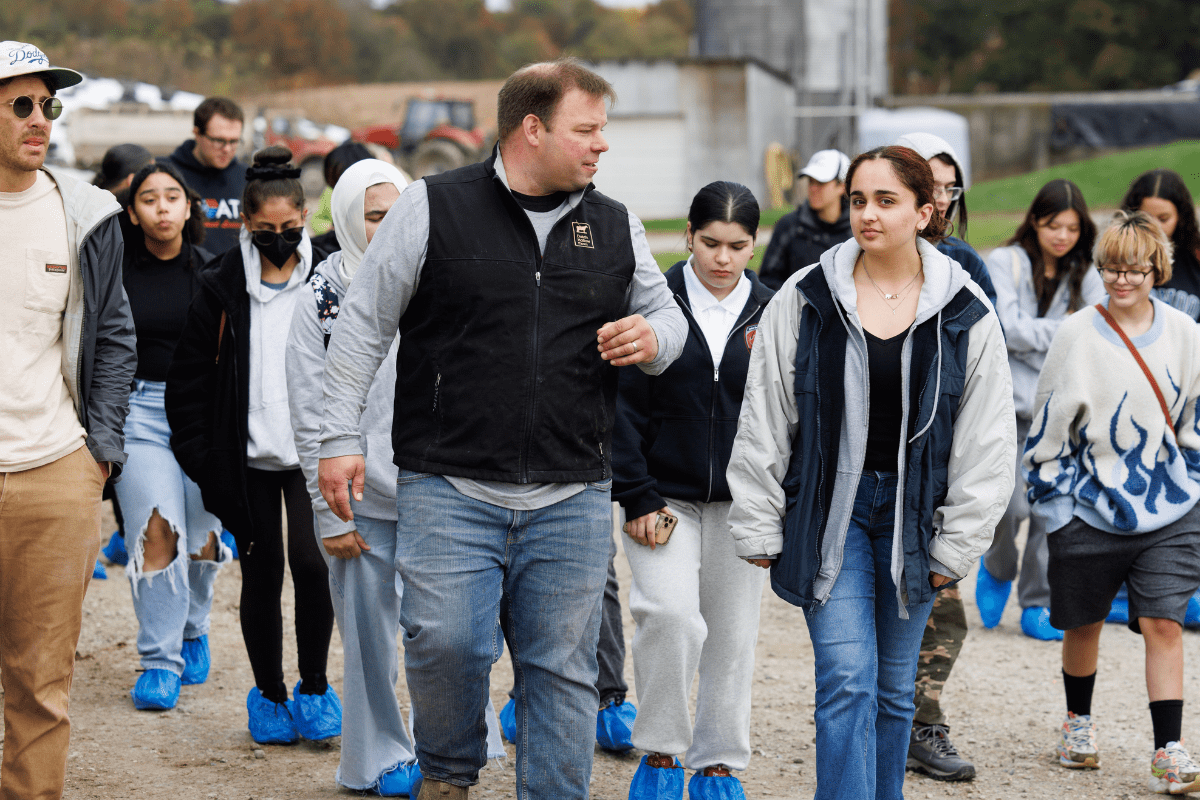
[510,189,569,213]
[863,329,905,472]
[123,243,197,382]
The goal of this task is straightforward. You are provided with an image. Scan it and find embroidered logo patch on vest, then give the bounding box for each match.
[572,222,594,248]
[45,264,67,274]
[744,324,758,351]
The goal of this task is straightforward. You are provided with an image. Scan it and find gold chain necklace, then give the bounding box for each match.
[862,260,923,314]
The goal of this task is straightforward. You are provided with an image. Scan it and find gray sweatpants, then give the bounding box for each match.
[623,499,766,771]
[983,416,1051,609]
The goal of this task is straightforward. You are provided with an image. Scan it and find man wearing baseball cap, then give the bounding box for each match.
[0,41,136,798]
[758,148,852,291]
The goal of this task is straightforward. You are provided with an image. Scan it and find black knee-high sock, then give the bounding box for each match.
[1150,700,1183,750]
[1063,669,1096,717]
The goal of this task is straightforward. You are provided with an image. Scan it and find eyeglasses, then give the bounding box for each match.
[201,132,241,149]
[1098,265,1154,286]
[933,185,963,202]
[6,96,62,121]
[251,227,304,248]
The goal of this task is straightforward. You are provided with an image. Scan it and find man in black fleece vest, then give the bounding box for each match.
[317,59,686,799]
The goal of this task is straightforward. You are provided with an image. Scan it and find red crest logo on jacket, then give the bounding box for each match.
[744,324,758,351]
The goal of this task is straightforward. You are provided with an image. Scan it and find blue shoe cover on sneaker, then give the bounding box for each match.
[132,668,180,710]
[499,697,517,743]
[687,771,746,800]
[1021,606,1064,640]
[597,699,636,752]
[1186,589,1200,629]
[221,529,239,559]
[374,761,420,796]
[292,681,342,740]
[628,755,684,800]
[92,559,107,580]
[975,561,1011,629]
[246,687,298,744]
[181,635,210,685]
[102,530,128,566]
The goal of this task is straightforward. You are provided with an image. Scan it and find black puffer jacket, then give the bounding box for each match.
[757,199,851,291]
[613,261,775,519]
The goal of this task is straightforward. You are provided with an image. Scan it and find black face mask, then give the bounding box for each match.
[251,227,303,269]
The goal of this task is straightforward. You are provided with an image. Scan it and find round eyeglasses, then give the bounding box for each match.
[6,96,63,121]
[1098,265,1154,286]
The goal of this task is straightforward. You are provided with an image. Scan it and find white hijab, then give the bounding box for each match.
[331,158,408,285]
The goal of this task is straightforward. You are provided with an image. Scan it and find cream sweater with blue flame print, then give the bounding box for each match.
[1023,297,1200,534]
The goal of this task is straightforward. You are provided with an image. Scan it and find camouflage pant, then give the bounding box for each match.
[912,585,967,726]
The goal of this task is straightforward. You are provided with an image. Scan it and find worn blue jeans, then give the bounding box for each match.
[113,381,227,674]
[803,472,935,800]
[395,472,612,798]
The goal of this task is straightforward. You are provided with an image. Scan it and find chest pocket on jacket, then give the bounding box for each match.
[24,248,71,316]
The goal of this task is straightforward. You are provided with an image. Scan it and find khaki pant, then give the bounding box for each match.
[0,446,104,800]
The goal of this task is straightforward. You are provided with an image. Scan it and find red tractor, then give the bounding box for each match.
[353,97,489,178]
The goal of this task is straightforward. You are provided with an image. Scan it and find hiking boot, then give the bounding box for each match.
[414,775,468,799]
[1058,712,1100,769]
[1150,741,1200,794]
[907,723,976,781]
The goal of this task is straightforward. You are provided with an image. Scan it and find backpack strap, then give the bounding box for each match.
[1094,303,1175,435]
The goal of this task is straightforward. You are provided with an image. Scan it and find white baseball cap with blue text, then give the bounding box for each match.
[0,42,84,89]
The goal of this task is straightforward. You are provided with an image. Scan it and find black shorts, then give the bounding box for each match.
[1047,505,1200,634]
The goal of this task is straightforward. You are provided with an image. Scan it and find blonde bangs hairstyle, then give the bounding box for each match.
[1093,209,1175,285]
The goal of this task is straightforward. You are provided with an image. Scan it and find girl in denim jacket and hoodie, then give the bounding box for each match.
[726,146,1015,800]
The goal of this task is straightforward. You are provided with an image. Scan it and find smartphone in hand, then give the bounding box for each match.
[654,511,678,545]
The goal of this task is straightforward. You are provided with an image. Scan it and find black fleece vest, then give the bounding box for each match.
[392,158,636,482]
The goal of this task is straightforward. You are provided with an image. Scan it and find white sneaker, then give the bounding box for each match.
[1150,741,1200,794]
[1058,712,1100,769]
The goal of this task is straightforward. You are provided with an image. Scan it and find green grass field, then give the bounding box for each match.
[966,139,1200,214]
[645,140,1200,259]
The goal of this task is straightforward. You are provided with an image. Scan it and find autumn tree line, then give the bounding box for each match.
[4,0,1197,96]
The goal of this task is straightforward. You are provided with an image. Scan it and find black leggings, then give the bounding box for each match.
[231,467,334,703]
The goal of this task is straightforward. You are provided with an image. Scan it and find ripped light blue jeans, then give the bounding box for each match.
[113,381,228,675]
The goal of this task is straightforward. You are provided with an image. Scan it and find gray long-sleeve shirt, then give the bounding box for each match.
[317,151,687,510]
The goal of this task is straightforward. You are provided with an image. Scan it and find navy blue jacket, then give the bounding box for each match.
[613,262,774,519]
[775,266,991,611]
[938,236,997,308]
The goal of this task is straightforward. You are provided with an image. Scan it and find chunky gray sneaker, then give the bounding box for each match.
[906,723,976,781]
[1058,712,1100,769]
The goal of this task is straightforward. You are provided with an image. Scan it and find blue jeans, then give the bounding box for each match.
[113,381,227,674]
[804,472,935,800]
[395,472,612,798]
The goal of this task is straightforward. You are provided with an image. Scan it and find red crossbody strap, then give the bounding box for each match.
[1094,303,1175,434]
